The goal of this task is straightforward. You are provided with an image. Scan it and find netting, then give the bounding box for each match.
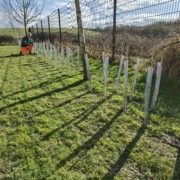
[80,0,180,58]
[31,0,180,60]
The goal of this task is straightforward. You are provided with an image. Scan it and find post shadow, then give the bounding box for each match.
[0,79,84,112]
[56,108,124,169]
[18,57,26,88]
[0,59,12,108]
[27,91,88,121]
[0,54,20,59]
[0,74,80,101]
[0,59,12,98]
[173,148,180,180]
[30,59,61,76]
[102,124,146,180]
[43,95,112,140]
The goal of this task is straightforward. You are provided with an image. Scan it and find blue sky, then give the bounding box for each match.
[0,0,70,27]
[41,0,70,18]
[0,0,179,28]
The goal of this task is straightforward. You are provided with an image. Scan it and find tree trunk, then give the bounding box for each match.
[24,24,27,35]
[23,0,27,35]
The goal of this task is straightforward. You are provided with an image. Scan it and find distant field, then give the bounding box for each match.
[0,28,25,38]
[0,28,99,38]
[34,28,100,36]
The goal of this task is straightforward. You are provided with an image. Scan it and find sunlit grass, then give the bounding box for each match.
[0,46,179,179]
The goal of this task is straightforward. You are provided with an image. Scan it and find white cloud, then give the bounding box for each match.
[0,11,10,27]
[51,1,68,9]
[80,0,180,28]
[1,0,178,29]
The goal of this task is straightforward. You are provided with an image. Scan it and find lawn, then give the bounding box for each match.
[0,46,179,179]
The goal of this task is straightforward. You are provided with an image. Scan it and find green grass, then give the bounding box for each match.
[0,28,25,38]
[0,46,179,179]
[0,27,99,38]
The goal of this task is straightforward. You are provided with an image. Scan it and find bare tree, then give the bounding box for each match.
[2,0,44,35]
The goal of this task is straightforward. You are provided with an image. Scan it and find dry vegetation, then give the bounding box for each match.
[153,35,180,80]
[85,20,180,80]
[1,20,180,79]
[0,35,17,45]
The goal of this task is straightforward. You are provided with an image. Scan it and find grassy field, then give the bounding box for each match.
[0,28,25,38]
[0,28,99,38]
[0,46,179,179]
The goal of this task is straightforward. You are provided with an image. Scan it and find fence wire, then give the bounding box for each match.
[31,0,180,59]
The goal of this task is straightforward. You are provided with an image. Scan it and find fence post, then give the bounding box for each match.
[78,28,80,47]
[31,26,35,38]
[77,47,80,70]
[112,0,117,61]
[48,16,52,43]
[58,8,62,47]
[75,0,89,80]
[41,20,44,42]
[36,23,39,42]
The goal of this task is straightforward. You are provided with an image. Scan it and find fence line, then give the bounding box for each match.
[35,41,163,127]
[31,0,179,126]
[31,0,180,60]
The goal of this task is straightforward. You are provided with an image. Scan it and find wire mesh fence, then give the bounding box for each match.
[31,0,180,60]
[31,0,180,128]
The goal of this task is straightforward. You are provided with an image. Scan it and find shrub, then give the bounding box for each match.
[153,35,180,80]
[0,35,17,45]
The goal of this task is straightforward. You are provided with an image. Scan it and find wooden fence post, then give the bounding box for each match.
[75,0,89,80]
[58,9,62,47]
[40,20,44,42]
[112,0,117,61]
[36,23,39,42]
[48,16,52,43]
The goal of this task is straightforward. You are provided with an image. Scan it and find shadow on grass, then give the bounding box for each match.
[1,59,12,88]
[102,124,145,179]
[56,108,124,169]
[158,79,180,115]
[0,73,80,101]
[27,91,88,121]
[0,54,20,59]
[23,70,76,83]
[43,95,112,140]
[0,79,84,112]
[19,59,51,67]
[173,148,180,180]
[28,61,59,73]
[0,59,12,95]
[18,57,26,88]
